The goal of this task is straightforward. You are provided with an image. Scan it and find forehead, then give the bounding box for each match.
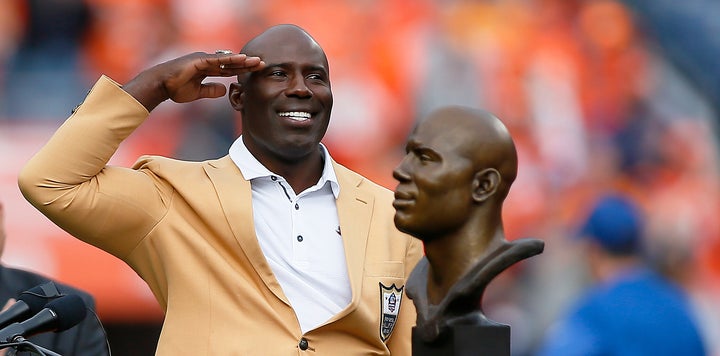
[409,117,476,156]
[245,28,329,69]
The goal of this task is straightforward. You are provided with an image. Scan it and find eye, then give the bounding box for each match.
[413,149,435,163]
[270,70,286,77]
[306,73,328,84]
[418,153,433,162]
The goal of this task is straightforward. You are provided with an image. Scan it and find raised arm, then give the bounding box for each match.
[17,52,264,258]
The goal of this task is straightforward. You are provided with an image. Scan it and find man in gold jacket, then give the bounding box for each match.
[18,24,422,355]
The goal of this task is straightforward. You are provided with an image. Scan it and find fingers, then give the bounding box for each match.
[212,52,265,74]
[124,51,265,109]
[197,82,228,99]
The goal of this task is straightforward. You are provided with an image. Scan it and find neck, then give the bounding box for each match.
[423,221,506,304]
[591,253,641,282]
[247,142,325,194]
[272,154,324,193]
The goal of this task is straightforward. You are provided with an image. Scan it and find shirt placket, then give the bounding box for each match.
[290,195,309,265]
[274,177,310,266]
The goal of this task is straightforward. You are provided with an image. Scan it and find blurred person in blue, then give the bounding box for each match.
[536,193,706,356]
[0,200,108,355]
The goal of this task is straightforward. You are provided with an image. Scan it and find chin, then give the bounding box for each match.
[278,140,318,158]
[393,217,419,237]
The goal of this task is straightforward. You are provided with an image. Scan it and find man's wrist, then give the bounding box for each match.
[122,70,168,112]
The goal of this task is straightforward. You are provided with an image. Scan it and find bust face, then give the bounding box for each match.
[392,107,518,243]
[392,115,476,241]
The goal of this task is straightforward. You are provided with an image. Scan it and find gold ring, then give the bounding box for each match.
[215,50,233,55]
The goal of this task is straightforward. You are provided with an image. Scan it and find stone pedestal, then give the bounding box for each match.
[412,323,510,356]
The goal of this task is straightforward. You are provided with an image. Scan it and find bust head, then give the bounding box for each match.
[392,106,517,244]
[394,107,544,344]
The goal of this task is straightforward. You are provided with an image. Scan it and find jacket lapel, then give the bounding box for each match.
[203,156,289,304]
[202,157,374,311]
[333,162,373,317]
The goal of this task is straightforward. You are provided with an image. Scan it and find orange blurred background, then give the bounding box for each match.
[1,0,719,354]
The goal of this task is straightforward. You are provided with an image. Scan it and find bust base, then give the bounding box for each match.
[412,323,510,356]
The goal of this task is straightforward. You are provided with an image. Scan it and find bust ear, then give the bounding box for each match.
[472,168,500,203]
[229,82,244,111]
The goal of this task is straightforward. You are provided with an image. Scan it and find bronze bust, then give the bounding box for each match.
[392,106,544,343]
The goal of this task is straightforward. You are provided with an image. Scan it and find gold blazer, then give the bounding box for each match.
[19,76,423,355]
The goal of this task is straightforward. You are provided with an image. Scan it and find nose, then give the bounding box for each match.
[286,75,312,98]
[392,156,411,182]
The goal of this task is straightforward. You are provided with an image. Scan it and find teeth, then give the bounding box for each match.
[278,112,311,121]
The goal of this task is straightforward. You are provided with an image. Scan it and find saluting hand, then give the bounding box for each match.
[122,51,265,111]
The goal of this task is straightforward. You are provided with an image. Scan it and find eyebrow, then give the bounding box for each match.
[265,62,328,74]
[404,137,418,150]
[405,138,430,153]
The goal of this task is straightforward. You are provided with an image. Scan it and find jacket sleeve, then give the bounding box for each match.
[17,75,172,259]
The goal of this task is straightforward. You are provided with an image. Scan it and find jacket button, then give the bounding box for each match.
[299,338,309,350]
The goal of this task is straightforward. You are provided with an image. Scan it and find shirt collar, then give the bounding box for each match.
[228,135,340,198]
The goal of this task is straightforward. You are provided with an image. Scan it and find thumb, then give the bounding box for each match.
[198,82,228,99]
[1,298,14,311]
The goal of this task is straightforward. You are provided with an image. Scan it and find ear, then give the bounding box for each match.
[472,168,500,203]
[229,82,244,111]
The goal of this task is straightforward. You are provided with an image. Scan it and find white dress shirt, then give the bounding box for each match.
[229,136,351,333]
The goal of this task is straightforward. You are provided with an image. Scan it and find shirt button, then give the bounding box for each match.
[297,235,303,242]
[299,338,309,350]
[295,203,299,210]
[271,176,277,181]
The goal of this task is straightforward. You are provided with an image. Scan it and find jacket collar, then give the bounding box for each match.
[228,136,340,198]
[204,156,372,314]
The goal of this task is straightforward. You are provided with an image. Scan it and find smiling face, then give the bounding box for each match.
[230,25,333,166]
[392,107,517,242]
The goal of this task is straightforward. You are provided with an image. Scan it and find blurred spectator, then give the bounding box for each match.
[82,0,175,84]
[0,0,24,101]
[0,0,91,121]
[0,199,109,355]
[622,0,720,136]
[535,193,707,356]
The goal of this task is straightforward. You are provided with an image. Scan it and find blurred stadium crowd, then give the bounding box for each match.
[0,0,719,355]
